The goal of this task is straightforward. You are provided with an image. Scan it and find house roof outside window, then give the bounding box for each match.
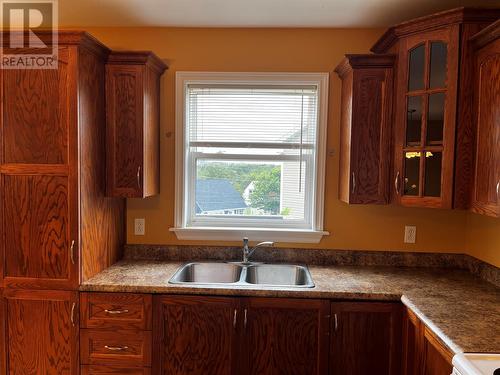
[195,178,247,213]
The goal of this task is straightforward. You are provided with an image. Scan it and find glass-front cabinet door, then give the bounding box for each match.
[393,28,459,208]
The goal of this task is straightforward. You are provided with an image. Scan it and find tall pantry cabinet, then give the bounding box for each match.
[0,32,125,374]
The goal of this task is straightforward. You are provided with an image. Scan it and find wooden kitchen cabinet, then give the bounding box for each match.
[153,295,329,375]
[3,289,79,374]
[330,302,402,375]
[402,308,453,375]
[106,51,167,198]
[242,297,330,375]
[335,54,395,204]
[0,32,125,290]
[470,20,500,218]
[153,295,239,375]
[335,8,500,210]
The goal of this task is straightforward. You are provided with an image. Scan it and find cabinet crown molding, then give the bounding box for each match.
[107,51,168,74]
[371,7,500,53]
[334,54,396,78]
[471,19,500,49]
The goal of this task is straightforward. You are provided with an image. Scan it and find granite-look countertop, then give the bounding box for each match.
[81,260,500,354]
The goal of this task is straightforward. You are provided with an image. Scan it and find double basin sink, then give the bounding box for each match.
[169,262,314,288]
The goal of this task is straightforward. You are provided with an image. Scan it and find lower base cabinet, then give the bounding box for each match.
[81,365,151,375]
[153,295,403,375]
[3,289,79,375]
[402,308,453,375]
[330,302,403,375]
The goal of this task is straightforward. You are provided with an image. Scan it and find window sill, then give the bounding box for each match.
[170,227,329,243]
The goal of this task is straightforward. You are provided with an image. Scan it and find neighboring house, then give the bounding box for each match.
[242,181,255,205]
[196,178,247,215]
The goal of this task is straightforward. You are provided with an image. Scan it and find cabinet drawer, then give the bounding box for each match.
[81,293,152,330]
[80,329,152,366]
[81,365,151,375]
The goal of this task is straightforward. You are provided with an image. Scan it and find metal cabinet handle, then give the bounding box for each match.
[334,313,338,331]
[351,172,356,194]
[244,308,248,329]
[70,240,75,265]
[104,309,129,315]
[394,172,400,195]
[136,166,141,189]
[497,180,500,201]
[233,309,237,328]
[104,345,129,351]
[70,303,76,327]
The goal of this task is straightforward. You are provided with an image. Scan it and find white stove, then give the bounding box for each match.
[452,354,500,375]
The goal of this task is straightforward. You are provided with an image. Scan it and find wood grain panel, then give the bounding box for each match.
[106,65,144,197]
[2,48,69,164]
[81,292,152,330]
[335,54,394,205]
[81,365,151,375]
[78,46,125,282]
[3,175,70,280]
[422,327,453,375]
[402,308,423,375]
[330,302,402,375]
[154,295,239,375]
[4,289,78,375]
[0,289,4,375]
[471,24,500,217]
[243,298,329,375]
[81,329,151,367]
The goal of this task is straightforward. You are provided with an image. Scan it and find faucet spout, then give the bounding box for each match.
[242,237,275,263]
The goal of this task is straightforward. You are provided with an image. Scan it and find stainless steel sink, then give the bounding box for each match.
[169,262,243,284]
[245,264,314,287]
[169,262,314,288]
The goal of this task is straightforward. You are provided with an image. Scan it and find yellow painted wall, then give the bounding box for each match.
[85,27,477,255]
[466,213,500,267]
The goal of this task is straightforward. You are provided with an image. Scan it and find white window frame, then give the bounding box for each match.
[170,72,329,243]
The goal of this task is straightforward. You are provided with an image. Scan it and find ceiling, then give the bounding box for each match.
[58,0,498,28]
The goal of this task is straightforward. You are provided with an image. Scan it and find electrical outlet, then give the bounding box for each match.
[404,225,416,244]
[134,218,145,235]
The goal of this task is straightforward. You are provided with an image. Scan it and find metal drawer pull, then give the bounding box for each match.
[351,172,356,194]
[233,309,237,328]
[496,180,499,200]
[104,345,129,351]
[334,313,338,331]
[244,308,248,329]
[104,309,129,315]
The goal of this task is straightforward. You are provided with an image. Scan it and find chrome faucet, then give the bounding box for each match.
[242,237,274,263]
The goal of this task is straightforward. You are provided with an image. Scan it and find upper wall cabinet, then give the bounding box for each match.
[337,8,500,211]
[335,54,395,204]
[106,52,167,198]
[470,20,500,218]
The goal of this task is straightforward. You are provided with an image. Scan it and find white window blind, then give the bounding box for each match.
[173,72,329,242]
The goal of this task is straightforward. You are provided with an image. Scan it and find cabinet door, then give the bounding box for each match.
[242,298,329,375]
[330,302,402,375]
[422,327,453,375]
[4,289,79,375]
[393,27,459,208]
[471,34,500,217]
[106,65,145,198]
[0,47,79,289]
[402,308,423,375]
[153,295,239,375]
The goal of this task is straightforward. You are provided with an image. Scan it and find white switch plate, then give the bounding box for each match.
[404,225,416,244]
[134,218,145,235]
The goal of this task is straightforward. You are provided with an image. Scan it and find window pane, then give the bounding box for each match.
[426,93,445,145]
[187,86,317,145]
[195,160,306,221]
[408,45,425,91]
[424,151,442,197]
[404,152,420,196]
[406,96,423,146]
[429,42,447,89]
